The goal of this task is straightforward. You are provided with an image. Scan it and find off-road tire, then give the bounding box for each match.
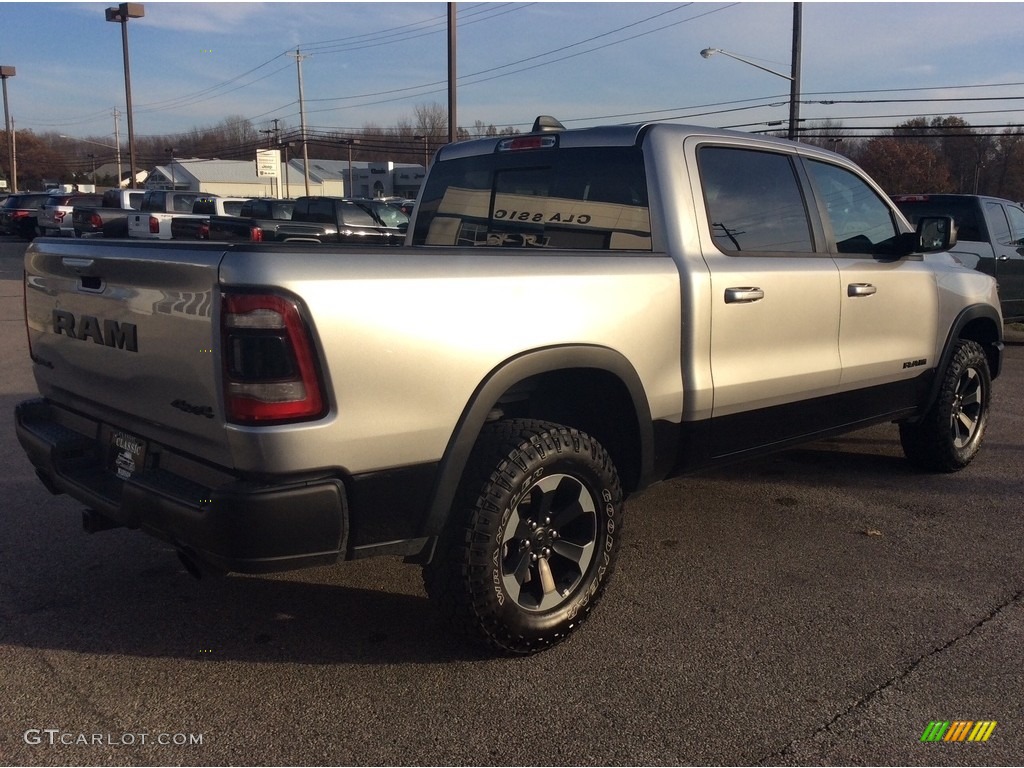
[423,419,623,655]
[899,339,991,472]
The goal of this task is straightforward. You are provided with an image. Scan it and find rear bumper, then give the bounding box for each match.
[15,398,348,574]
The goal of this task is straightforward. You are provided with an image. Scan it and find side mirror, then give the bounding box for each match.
[916,215,958,252]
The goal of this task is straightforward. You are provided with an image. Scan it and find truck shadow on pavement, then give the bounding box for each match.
[0,502,488,665]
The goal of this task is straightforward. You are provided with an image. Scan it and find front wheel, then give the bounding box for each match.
[424,419,623,655]
[899,339,991,472]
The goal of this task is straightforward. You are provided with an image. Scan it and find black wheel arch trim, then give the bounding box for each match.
[924,303,1003,413]
[419,345,655,544]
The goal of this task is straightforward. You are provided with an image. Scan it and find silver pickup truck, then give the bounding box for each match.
[15,118,1005,655]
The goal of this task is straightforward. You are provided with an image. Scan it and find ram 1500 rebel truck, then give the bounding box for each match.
[15,118,1005,655]
[893,193,1024,321]
[72,189,145,238]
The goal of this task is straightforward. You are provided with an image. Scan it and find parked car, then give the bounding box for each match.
[37,192,105,238]
[0,192,49,238]
[893,194,1024,321]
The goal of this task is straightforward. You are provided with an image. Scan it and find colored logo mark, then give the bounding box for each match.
[921,721,997,742]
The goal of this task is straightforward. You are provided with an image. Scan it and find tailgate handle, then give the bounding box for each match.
[62,257,96,274]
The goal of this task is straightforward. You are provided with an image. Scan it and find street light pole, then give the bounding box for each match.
[414,135,429,171]
[165,146,176,190]
[112,108,123,186]
[106,3,144,188]
[699,2,803,141]
[60,134,122,187]
[338,138,358,197]
[1,66,16,192]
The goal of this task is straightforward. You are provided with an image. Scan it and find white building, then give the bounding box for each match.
[144,157,424,200]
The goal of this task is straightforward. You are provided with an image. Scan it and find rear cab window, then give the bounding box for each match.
[894,196,985,241]
[412,145,651,250]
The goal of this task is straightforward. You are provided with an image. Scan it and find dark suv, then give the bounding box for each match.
[0,193,50,239]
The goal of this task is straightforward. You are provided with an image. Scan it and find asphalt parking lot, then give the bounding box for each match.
[0,235,1022,766]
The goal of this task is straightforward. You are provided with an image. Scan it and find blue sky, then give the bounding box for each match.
[2,1,1024,143]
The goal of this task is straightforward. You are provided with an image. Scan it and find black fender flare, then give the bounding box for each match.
[420,345,655,542]
[924,303,1004,411]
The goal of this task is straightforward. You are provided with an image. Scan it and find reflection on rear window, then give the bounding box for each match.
[412,146,651,250]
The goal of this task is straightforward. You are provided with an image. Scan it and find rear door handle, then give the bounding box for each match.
[847,283,877,297]
[724,287,765,303]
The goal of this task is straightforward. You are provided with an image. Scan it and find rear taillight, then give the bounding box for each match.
[149,215,160,234]
[221,292,325,424]
[250,227,263,242]
[89,213,102,228]
[199,223,210,239]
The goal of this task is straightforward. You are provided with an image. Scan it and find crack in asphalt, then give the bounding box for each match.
[757,587,1024,765]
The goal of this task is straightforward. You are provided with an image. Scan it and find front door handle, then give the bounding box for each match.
[848,283,877,297]
[724,287,765,303]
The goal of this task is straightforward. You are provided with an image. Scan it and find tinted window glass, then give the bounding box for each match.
[698,146,813,253]
[1005,204,1024,243]
[341,202,377,227]
[306,200,334,224]
[806,160,899,254]
[373,202,408,228]
[894,197,984,241]
[173,194,199,213]
[984,202,1012,245]
[412,146,650,250]
[223,200,245,217]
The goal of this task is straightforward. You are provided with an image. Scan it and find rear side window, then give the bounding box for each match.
[223,200,245,217]
[412,146,651,250]
[984,202,1012,246]
[1005,204,1024,244]
[698,146,813,253]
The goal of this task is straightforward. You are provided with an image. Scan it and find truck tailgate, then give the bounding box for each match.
[23,239,233,467]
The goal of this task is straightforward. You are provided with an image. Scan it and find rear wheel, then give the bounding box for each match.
[424,419,623,655]
[899,339,991,471]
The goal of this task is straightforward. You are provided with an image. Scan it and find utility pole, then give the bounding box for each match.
[289,48,311,196]
[113,108,123,186]
[1,66,16,192]
[448,3,457,144]
[788,2,802,142]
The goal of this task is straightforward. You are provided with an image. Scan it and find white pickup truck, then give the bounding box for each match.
[16,117,1005,654]
[127,191,246,239]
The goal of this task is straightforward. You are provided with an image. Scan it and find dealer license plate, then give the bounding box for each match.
[109,430,147,481]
